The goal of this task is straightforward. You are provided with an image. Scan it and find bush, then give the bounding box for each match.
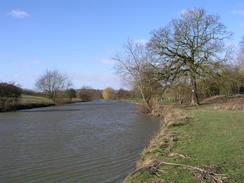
[102,87,114,100]
[78,93,91,102]
[77,88,102,102]
[0,82,22,111]
[115,89,131,99]
[0,82,22,98]
[66,88,77,100]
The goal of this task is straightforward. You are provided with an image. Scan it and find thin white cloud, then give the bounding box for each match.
[232,9,244,16]
[31,60,41,65]
[100,59,116,65]
[8,9,30,18]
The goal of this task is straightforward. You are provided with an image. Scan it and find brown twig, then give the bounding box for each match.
[131,160,228,183]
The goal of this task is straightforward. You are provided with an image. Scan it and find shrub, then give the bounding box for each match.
[0,82,22,111]
[116,89,131,99]
[102,87,114,100]
[66,88,77,100]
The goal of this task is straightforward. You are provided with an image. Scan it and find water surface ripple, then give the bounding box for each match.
[0,101,159,183]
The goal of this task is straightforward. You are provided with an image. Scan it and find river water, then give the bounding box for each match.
[0,101,159,183]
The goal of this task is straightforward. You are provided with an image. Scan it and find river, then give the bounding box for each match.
[0,101,159,183]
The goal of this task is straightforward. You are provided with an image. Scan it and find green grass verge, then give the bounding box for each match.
[19,94,54,105]
[125,98,144,104]
[125,109,244,183]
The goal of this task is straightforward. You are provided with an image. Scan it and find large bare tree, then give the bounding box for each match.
[148,8,231,105]
[35,70,72,101]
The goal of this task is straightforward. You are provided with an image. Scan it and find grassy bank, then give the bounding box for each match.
[1,94,55,111]
[19,94,54,105]
[12,94,55,110]
[124,105,244,182]
[125,98,144,105]
[0,94,93,112]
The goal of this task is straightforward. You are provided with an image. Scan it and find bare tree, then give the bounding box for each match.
[237,36,244,69]
[148,8,231,105]
[35,70,72,101]
[114,41,167,110]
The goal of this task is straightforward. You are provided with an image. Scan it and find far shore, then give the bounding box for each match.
[0,94,85,112]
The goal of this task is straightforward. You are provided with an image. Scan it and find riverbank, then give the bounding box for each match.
[124,99,244,182]
[0,94,54,112]
[0,94,85,112]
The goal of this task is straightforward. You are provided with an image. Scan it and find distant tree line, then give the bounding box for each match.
[78,87,102,101]
[115,8,244,110]
[0,77,132,111]
[0,82,22,111]
[33,69,132,102]
[0,70,132,111]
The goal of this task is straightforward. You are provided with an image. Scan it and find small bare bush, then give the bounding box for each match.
[163,109,190,127]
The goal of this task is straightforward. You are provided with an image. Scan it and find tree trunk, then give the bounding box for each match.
[138,84,151,112]
[190,76,200,105]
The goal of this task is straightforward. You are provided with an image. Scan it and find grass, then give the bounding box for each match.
[124,107,244,183]
[14,94,55,110]
[1,94,84,112]
[126,98,144,104]
[19,94,54,105]
[19,94,83,106]
[0,94,55,111]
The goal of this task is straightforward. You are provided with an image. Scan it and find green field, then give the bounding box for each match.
[125,108,244,183]
[19,94,54,105]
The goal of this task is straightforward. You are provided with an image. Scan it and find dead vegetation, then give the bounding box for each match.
[168,152,191,159]
[201,95,228,104]
[135,107,190,169]
[201,95,244,111]
[128,106,229,183]
[151,180,172,183]
[135,127,176,169]
[132,160,228,183]
[163,109,190,127]
[213,97,244,111]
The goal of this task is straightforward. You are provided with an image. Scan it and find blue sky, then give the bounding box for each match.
[0,0,244,89]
